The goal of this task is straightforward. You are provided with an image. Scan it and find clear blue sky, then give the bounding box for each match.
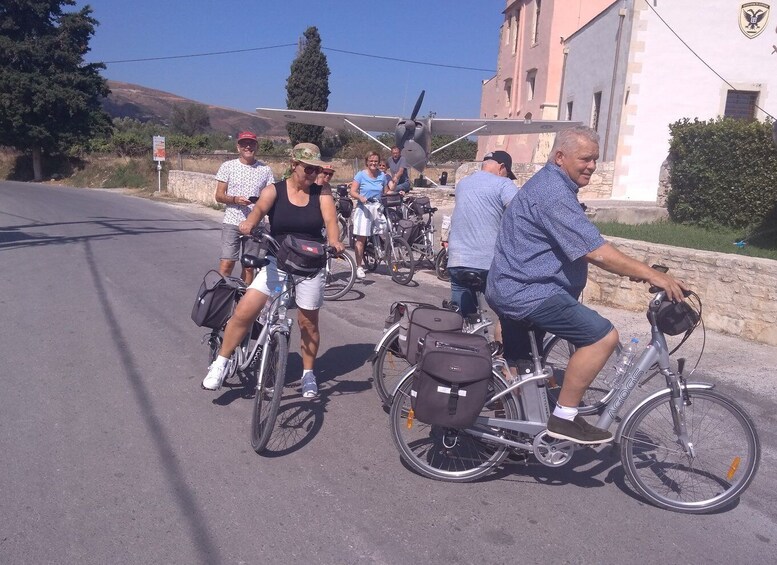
[76,0,506,119]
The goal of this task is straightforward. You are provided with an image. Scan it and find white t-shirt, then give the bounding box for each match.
[215,159,274,225]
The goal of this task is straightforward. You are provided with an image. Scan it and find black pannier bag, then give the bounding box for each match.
[411,331,493,428]
[410,196,432,216]
[398,218,424,245]
[400,305,464,365]
[276,235,328,277]
[191,270,244,329]
[336,184,349,198]
[653,299,700,336]
[381,193,403,208]
[338,197,354,218]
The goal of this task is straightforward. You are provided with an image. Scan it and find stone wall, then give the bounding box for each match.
[168,170,219,207]
[584,237,777,346]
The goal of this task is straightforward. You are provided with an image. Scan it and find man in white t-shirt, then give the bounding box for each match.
[214,131,274,284]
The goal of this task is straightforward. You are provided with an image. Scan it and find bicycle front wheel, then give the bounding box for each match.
[372,325,410,406]
[620,388,760,513]
[543,336,620,415]
[387,237,415,285]
[390,374,518,482]
[323,251,357,301]
[434,247,449,282]
[250,331,289,454]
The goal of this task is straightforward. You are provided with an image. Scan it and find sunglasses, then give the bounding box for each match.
[322,171,334,176]
[299,164,322,174]
[237,141,257,148]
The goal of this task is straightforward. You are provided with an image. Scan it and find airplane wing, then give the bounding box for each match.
[430,118,581,136]
[256,108,400,132]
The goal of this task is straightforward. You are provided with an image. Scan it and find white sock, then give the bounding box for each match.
[553,404,578,421]
[214,355,229,368]
[302,369,315,379]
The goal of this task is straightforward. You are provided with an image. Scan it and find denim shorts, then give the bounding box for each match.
[523,292,613,348]
[221,223,260,261]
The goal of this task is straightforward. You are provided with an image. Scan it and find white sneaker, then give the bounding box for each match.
[356,266,366,280]
[202,361,227,390]
[301,373,318,398]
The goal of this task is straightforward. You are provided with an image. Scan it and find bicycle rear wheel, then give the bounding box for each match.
[372,325,410,406]
[434,247,449,282]
[387,237,415,285]
[250,331,288,454]
[542,336,619,415]
[620,388,760,513]
[389,374,518,482]
[323,251,357,301]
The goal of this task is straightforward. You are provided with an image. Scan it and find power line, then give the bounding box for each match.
[99,44,496,73]
[645,0,774,120]
[323,47,495,73]
[101,44,296,63]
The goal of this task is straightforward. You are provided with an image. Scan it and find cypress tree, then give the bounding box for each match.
[285,27,330,147]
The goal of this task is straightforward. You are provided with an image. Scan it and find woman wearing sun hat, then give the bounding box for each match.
[202,143,344,398]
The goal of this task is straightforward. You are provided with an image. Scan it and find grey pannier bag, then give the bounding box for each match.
[410,331,492,429]
[400,305,463,365]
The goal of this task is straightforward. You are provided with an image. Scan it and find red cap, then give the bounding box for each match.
[237,131,257,141]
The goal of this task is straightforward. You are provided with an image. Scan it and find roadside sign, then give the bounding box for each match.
[153,136,166,162]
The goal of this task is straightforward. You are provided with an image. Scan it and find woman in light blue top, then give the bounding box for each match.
[349,151,394,278]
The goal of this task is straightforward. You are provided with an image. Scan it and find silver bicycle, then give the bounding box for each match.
[370,270,620,408]
[389,285,761,513]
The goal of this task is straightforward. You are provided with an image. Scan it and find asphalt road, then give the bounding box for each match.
[1,181,775,565]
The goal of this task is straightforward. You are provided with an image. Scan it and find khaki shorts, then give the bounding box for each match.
[247,257,325,311]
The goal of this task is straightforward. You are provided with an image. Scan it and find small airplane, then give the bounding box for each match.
[256,91,579,172]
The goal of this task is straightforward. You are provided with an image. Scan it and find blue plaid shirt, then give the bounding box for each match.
[486,163,605,320]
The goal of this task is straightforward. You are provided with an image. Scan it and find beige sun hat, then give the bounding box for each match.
[291,143,327,168]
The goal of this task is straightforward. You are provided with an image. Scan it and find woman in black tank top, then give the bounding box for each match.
[201,143,345,397]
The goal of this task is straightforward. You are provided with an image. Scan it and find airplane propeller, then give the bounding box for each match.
[396,90,431,172]
[410,90,425,121]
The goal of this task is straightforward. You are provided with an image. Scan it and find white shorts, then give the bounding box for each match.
[247,256,325,310]
[351,202,386,237]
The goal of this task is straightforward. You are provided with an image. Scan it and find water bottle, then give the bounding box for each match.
[606,337,639,387]
[258,303,271,325]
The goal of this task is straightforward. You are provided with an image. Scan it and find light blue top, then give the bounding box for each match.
[353,170,388,200]
[447,170,517,270]
[486,162,605,319]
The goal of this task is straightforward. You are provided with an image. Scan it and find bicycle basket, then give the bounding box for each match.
[653,299,700,336]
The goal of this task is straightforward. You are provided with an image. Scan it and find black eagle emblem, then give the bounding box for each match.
[745,8,767,29]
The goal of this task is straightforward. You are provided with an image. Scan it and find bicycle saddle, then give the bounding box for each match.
[241,253,270,270]
[456,269,487,293]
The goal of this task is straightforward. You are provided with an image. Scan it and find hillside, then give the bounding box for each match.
[103,81,288,138]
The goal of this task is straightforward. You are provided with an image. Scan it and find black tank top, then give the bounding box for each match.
[268,180,325,244]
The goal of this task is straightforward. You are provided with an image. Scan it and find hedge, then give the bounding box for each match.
[667,118,777,243]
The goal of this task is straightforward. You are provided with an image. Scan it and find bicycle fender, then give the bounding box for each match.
[390,366,418,399]
[373,322,402,356]
[614,382,715,443]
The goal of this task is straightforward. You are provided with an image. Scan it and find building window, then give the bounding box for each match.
[527,70,536,102]
[512,8,520,55]
[504,78,513,107]
[532,0,542,44]
[566,101,573,121]
[591,91,602,130]
[724,90,758,120]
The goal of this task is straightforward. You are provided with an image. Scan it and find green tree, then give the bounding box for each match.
[0,0,111,180]
[170,103,210,136]
[285,26,330,146]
